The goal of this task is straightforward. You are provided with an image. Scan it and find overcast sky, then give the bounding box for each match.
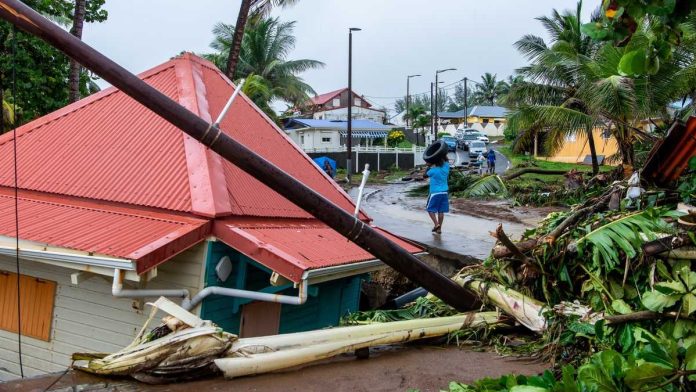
[84,0,595,115]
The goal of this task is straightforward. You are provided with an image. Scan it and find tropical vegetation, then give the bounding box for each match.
[503,1,696,174]
[206,17,324,118]
[0,0,107,130]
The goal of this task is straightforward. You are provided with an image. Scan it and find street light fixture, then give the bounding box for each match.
[405,74,421,129]
[347,27,361,183]
[433,68,456,135]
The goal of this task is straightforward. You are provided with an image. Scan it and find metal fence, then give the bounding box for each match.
[305,146,426,173]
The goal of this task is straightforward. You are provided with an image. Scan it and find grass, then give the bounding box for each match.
[335,167,410,186]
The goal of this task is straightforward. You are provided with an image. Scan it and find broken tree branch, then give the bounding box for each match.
[642,233,693,256]
[492,225,540,276]
[502,168,568,181]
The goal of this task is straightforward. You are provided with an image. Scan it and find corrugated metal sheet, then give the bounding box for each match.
[643,116,696,186]
[214,218,422,282]
[199,63,366,219]
[0,188,209,272]
[0,65,192,212]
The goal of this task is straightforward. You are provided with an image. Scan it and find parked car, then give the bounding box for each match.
[457,134,479,150]
[468,140,487,158]
[440,136,457,152]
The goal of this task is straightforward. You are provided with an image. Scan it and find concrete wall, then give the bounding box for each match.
[288,129,342,150]
[0,243,207,381]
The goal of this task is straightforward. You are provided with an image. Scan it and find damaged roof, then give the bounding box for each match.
[0,53,419,279]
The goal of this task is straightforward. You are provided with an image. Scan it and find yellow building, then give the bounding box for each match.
[543,128,619,164]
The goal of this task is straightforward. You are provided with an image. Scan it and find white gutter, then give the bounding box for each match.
[0,246,133,270]
[181,278,308,311]
[111,269,189,299]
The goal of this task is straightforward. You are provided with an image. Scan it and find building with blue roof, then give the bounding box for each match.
[284,118,394,151]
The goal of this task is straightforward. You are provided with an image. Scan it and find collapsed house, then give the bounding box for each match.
[0,53,420,380]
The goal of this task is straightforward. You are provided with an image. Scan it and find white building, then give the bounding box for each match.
[302,88,387,123]
[284,118,392,151]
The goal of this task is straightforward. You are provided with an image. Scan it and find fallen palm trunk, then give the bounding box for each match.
[73,298,236,383]
[74,298,501,382]
[235,312,496,352]
[216,312,500,379]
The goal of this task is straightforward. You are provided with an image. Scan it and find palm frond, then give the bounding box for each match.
[464,175,508,198]
[576,209,677,271]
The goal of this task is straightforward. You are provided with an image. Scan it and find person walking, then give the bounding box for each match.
[487,148,497,174]
[476,152,486,176]
[423,156,450,234]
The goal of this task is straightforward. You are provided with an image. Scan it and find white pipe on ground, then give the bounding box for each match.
[354,164,370,218]
[181,279,308,311]
[111,269,189,299]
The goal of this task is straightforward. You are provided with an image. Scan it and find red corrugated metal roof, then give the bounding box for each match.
[0,188,210,273]
[0,53,362,220]
[309,88,346,105]
[214,217,422,282]
[643,116,696,186]
[0,53,416,277]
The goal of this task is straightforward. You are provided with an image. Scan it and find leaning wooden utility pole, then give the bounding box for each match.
[0,0,476,311]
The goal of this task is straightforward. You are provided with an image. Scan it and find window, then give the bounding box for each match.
[0,271,56,341]
[354,98,361,106]
[482,118,490,125]
[300,135,305,144]
[332,98,340,107]
[321,137,332,143]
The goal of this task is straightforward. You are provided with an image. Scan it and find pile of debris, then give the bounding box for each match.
[73,119,696,390]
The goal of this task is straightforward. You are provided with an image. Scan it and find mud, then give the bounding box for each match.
[2,346,548,392]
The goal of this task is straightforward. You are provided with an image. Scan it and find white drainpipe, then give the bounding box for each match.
[111,269,189,299]
[181,279,309,311]
[111,269,308,311]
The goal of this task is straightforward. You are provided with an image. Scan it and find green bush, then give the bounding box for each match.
[503,126,517,142]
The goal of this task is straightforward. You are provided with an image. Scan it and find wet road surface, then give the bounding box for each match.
[352,182,528,259]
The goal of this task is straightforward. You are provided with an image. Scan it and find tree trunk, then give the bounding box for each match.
[225,0,252,80]
[68,0,86,103]
[586,126,599,175]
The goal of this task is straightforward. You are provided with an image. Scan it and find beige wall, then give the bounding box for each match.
[0,242,207,381]
[544,128,619,163]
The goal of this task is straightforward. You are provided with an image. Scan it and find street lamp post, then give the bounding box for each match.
[406,74,421,129]
[347,27,361,183]
[434,68,456,135]
[463,77,468,128]
[406,74,421,145]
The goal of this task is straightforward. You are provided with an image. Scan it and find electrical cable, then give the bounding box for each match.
[11,25,24,379]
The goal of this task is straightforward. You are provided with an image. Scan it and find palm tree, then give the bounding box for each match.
[68,0,85,103]
[506,2,696,171]
[207,17,324,118]
[503,2,602,173]
[224,0,300,80]
[471,73,507,105]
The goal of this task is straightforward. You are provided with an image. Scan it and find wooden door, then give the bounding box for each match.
[240,301,281,338]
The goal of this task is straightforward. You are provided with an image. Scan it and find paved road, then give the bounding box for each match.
[449,146,510,175]
[351,183,528,259]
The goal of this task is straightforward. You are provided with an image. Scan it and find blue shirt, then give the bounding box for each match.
[487,150,496,163]
[427,162,450,193]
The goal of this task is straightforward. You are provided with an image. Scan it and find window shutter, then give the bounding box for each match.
[0,271,57,341]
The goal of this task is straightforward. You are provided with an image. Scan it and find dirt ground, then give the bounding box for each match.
[448,198,562,226]
[2,346,548,392]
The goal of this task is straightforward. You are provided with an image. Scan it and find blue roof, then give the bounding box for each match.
[285,118,393,131]
[438,105,508,119]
